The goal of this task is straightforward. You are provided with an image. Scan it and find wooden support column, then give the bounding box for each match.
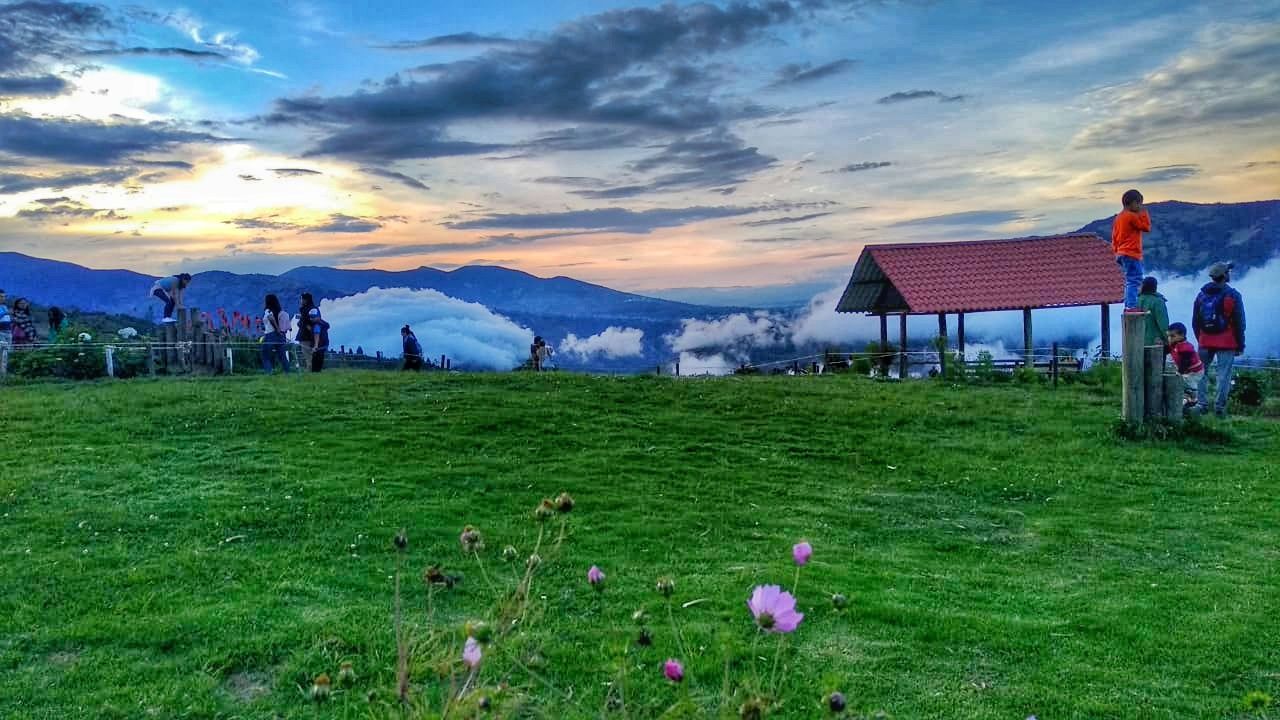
[937,313,948,376]
[878,313,888,351]
[898,313,908,380]
[1121,311,1145,423]
[1022,307,1034,369]
[957,313,966,358]
[1144,346,1165,419]
[1162,372,1184,422]
[878,313,889,377]
[1100,303,1112,361]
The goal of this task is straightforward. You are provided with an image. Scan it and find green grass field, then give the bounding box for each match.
[1,372,1277,719]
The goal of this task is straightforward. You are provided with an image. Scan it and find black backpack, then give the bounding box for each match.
[1197,291,1228,333]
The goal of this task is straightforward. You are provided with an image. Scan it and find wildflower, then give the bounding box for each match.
[460,525,484,553]
[527,553,542,570]
[394,529,408,551]
[636,628,653,646]
[828,691,847,713]
[337,662,356,687]
[656,577,675,598]
[555,492,575,513]
[534,499,555,521]
[831,593,849,610]
[588,565,606,589]
[663,658,684,682]
[793,541,813,566]
[465,620,494,644]
[463,637,483,669]
[501,545,519,562]
[311,673,332,701]
[748,585,804,633]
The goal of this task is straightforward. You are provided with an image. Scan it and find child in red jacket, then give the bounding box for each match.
[1166,322,1203,411]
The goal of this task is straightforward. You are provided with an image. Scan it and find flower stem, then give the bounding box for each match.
[666,599,690,662]
[473,550,498,598]
[769,635,785,699]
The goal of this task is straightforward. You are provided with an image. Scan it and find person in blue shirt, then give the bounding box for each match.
[0,289,11,376]
[307,308,330,373]
[151,273,192,323]
[401,325,424,371]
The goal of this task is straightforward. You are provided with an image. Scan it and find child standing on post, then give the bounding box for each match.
[1112,189,1151,311]
[1166,322,1204,414]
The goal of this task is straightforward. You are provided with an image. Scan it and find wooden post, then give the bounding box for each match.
[1100,303,1112,362]
[1022,308,1034,369]
[898,313,908,380]
[105,346,115,378]
[1121,311,1146,423]
[957,313,965,358]
[937,313,948,377]
[1051,342,1059,388]
[146,343,156,377]
[878,313,888,352]
[226,346,234,374]
[1163,372,1184,422]
[675,359,681,377]
[1144,346,1165,419]
[163,323,176,369]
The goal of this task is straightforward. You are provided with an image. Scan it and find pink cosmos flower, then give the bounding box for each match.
[463,637,482,669]
[793,541,813,566]
[748,585,804,633]
[663,658,684,682]
[588,565,605,587]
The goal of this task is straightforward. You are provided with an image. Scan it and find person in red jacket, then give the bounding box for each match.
[1112,189,1152,311]
[1166,322,1203,413]
[1192,262,1246,418]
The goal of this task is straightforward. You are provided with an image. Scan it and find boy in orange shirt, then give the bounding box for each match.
[1112,188,1151,311]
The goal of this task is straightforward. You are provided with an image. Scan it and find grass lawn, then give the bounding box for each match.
[1,371,1277,719]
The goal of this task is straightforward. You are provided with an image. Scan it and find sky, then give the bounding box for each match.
[0,0,1278,293]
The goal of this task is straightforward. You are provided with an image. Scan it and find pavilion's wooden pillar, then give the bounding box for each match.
[1100,303,1112,361]
[1022,308,1034,368]
[957,313,966,357]
[937,313,947,343]
[878,313,888,351]
[898,313,908,379]
[879,313,889,376]
[937,313,949,376]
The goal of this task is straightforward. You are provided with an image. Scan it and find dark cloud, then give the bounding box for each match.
[532,176,607,188]
[0,113,220,164]
[0,74,69,96]
[768,58,856,87]
[33,196,72,205]
[131,159,195,170]
[1245,160,1280,169]
[360,166,430,190]
[84,46,226,59]
[15,199,127,223]
[300,213,383,234]
[375,33,521,50]
[891,210,1024,227]
[0,1,110,74]
[876,89,966,104]
[741,212,833,227]
[238,174,262,182]
[224,216,300,231]
[824,161,891,173]
[572,131,776,199]
[270,167,323,177]
[742,236,802,243]
[1096,164,1201,185]
[0,167,136,194]
[445,205,757,234]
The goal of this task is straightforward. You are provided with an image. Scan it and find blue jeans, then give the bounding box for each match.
[261,332,289,373]
[1116,256,1143,309]
[1197,349,1236,414]
[153,288,175,318]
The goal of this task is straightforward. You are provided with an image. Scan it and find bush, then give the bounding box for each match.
[1231,373,1265,407]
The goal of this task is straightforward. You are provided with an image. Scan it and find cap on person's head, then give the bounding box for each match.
[1208,261,1233,280]
[308,308,320,318]
[1140,276,1157,294]
[1169,322,1187,335]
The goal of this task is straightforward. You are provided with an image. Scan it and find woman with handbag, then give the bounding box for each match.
[261,294,293,374]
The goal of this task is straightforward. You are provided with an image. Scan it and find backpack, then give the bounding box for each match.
[1197,291,1228,333]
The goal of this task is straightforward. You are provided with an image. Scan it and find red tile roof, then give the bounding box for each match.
[836,232,1124,314]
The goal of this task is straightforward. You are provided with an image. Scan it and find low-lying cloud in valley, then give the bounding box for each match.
[559,327,645,360]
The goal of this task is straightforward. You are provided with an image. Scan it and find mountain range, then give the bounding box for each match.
[1,199,1275,366]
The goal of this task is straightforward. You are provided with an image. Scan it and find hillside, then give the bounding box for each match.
[1,373,1277,718]
[1076,200,1279,277]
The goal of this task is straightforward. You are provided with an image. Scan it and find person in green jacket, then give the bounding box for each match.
[1137,277,1169,348]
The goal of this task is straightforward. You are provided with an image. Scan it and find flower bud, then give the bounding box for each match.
[534,499,555,521]
[501,545,519,562]
[424,565,447,585]
[527,553,542,570]
[636,628,653,647]
[656,577,675,598]
[465,620,494,644]
[827,691,847,713]
[393,530,408,551]
[555,492,575,513]
[337,662,356,687]
[459,525,484,553]
[311,673,332,701]
[740,697,767,720]
[831,593,849,610]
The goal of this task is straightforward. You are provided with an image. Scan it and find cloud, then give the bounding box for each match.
[0,168,137,194]
[15,200,127,223]
[444,205,756,233]
[224,216,300,231]
[300,213,382,234]
[1244,160,1280,169]
[1073,23,1280,148]
[876,90,966,104]
[319,287,533,370]
[0,1,110,74]
[84,46,226,59]
[269,167,323,177]
[375,33,521,50]
[571,130,776,199]
[666,312,789,355]
[741,212,833,227]
[890,210,1025,227]
[360,166,430,190]
[132,159,195,170]
[768,58,856,87]
[238,174,261,181]
[824,161,891,173]
[558,327,645,359]
[1096,165,1201,185]
[0,74,69,96]
[0,113,220,164]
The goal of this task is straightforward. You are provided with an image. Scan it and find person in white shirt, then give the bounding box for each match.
[261,294,293,374]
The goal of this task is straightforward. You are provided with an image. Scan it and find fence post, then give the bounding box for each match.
[1162,372,1184,422]
[1144,346,1165,419]
[105,346,115,378]
[675,359,680,377]
[146,343,156,377]
[1121,311,1146,424]
[1,344,8,379]
[1051,342,1059,388]
[226,346,234,374]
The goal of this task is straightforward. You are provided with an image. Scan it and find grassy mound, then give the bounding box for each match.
[1,372,1277,719]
